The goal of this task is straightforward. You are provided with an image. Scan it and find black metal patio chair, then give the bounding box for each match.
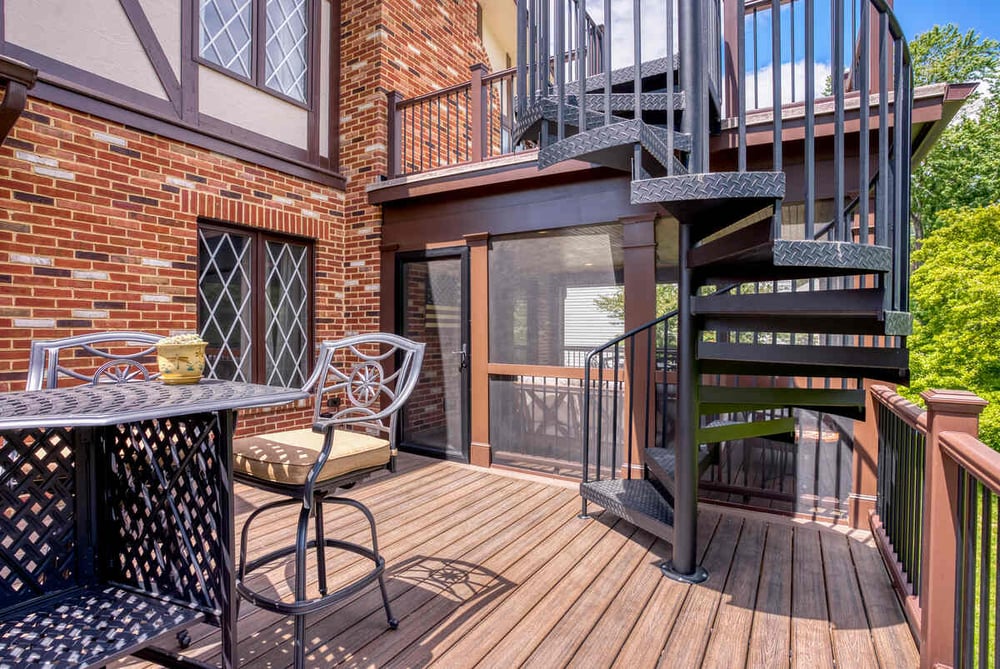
[232,333,425,669]
[25,330,164,390]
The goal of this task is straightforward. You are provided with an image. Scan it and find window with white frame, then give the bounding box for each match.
[199,0,310,103]
[197,223,312,387]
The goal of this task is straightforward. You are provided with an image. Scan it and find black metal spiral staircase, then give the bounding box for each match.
[515,0,913,581]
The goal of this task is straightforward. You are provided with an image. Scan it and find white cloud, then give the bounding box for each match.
[745,59,832,111]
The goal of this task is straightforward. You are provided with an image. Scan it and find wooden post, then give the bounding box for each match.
[621,215,657,477]
[465,232,491,467]
[385,90,403,178]
[850,378,886,528]
[919,389,988,669]
[469,64,488,164]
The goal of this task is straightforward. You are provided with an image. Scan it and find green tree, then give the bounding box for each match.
[910,25,1000,238]
[905,205,1000,449]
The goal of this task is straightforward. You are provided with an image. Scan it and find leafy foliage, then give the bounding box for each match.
[904,205,1000,449]
[910,25,1000,238]
[909,25,1000,89]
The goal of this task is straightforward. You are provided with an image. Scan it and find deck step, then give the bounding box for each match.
[581,54,679,94]
[699,386,866,419]
[552,91,685,113]
[537,119,689,175]
[698,342,909,384]
[630,172,784,229]
[694,288,913,336]
[644,444,714,503]
[580,478,674,542]
[691,235,893,281]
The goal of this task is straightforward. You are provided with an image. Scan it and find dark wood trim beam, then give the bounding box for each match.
[118,0,182,117]
[328,0,340,169]
[306,0,321,163]
[180,0,198,122]
[0,55,37,145]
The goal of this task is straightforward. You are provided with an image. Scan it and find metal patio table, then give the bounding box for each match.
[0,379,309,668]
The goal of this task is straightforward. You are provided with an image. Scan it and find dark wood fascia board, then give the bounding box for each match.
[368,157,613,205]
[306,0,321,162]
[381,174,658,247]
[32,79,346,189]
[911,82,979,165]
[118,0,182,117]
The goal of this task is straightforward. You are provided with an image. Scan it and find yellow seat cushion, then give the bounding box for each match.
[233,428,390,486]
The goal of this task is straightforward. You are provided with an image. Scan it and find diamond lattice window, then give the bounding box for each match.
[265,0,309,102]
[199,0,310,103]
[199,0,253,79]
[198,224,312,387]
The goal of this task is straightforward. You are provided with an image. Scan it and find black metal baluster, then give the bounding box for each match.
[632,0,642,177]
[737,0,746,172]
[771,0,783,237]
[859,0,870,243]
[804,0,815,237]
[603,0,611,124]
[833,0,845,240]
[667,0,676,175]
[979,487,991,669]
[753,8,759,109]
[578,0,586,133]
[556,0,566,140]
[877,12,889,249]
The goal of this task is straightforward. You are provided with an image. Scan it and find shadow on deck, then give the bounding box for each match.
[117,453,917,668]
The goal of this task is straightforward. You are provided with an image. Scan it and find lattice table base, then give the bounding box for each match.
[0,585,204,668]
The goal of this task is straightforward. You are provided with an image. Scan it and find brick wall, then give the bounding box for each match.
[0,98,344,435]
[0,0,492,436]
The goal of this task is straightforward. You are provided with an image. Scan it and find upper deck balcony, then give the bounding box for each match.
[378,0,971,190]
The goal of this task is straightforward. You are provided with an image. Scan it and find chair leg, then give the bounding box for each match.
[314,494,328,596]
[293,505,311,669]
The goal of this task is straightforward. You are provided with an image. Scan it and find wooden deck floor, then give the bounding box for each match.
[117,454,917,668]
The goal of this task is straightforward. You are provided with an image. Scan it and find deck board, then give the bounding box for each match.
[114,454,917,669]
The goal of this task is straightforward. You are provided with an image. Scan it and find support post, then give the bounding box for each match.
[470,64,487,163]
[621,216,657,478]
[679,0,707,172]
[465,232,491,467]
[385,90,403,179]
[919,389,988,669]
[663,220,707,583]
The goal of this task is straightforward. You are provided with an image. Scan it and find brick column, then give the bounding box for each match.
[919,389,988,669]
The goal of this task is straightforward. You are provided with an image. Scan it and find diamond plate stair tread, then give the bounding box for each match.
[691,240,893,279]
[537,119,689,174]
[512,98,624,143]
[553,92,685,112]
[630,172,784,225]
[580,479,674,542]
[698,342,909,384]
[0,585,204,668]
[581,54,680,93]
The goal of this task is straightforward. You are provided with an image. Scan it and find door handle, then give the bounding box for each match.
[451,344,468,371]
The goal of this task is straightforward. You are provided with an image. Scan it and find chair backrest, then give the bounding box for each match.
[305,333,426,450]
[26,331,164,390]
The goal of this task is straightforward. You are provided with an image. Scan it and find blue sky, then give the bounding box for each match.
[895,0,1000,43]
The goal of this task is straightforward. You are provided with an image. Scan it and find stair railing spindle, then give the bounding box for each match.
[859,0,870,243]
[833,0,846,240]
[667,0,676,175]
[578,0,587,133]
[517,0,527,117]
[877,11,889,249]
[770,0,782,238]
[597,348,606,479]
[632,0,642,178]
[603,0,611,124]
[737,0,747,172]
[804,0,815,237]
[556,0,566,141]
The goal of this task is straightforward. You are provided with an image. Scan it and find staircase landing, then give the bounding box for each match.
[120,454,917,668]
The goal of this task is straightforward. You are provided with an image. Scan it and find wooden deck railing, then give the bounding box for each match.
[870,385,993,669]
[386,65,520,178]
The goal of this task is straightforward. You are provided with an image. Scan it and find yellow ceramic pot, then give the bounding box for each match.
[156,342,208,385]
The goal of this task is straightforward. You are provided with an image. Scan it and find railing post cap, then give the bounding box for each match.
[920,389,988,415]
[470,63,488,73]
